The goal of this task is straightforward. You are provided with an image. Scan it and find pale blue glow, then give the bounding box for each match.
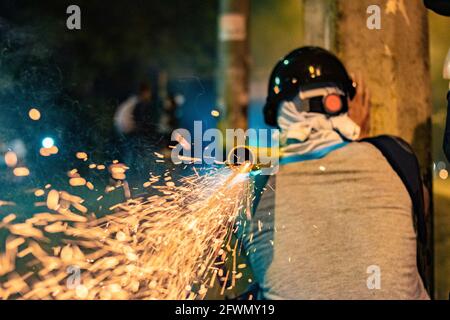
[42,137,55,148]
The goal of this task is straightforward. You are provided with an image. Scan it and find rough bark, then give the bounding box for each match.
[337,0,432,174]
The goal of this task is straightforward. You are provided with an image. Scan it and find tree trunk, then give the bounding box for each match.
[337,0,432,173]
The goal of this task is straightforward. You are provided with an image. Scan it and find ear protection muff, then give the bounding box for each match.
[323,93,344,115]
[291,85,348,116]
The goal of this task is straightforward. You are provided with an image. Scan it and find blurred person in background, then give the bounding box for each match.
[114,82,160,174]
[442,50,450,161]
[159,92,182,155]
[423,0,450,161]
[240,47,430,300]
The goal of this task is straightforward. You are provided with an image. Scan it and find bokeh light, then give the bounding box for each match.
[4,151,18,167]
[13,167,30,177]
[42,137,55,149]
[28,108,41,121]
[439,169,448,180]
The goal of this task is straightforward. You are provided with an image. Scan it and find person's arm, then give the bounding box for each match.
[423,183,430,218]
[424,0,450,16]
[443,91,450,161]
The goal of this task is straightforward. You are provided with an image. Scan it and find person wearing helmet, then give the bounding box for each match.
[239,47,430,300]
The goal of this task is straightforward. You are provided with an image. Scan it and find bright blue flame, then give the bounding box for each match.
[42,137,55,148]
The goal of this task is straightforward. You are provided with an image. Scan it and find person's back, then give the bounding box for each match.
[243,46,430,299]
[242,142,429,299]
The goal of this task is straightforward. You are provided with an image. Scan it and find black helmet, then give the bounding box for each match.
[263,46,356,126]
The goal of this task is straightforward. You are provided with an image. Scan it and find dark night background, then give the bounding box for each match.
[0,0,221,202]
[0,0,303,205]
[0,0,217,155]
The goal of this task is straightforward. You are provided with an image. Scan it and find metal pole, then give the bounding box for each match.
[217,0,251,131]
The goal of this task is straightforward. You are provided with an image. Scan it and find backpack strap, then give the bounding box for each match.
[360,135,430,291]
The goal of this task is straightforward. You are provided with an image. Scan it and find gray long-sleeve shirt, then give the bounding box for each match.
[240,142,429,300]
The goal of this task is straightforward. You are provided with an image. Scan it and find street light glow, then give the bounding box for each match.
[42,137,55,149]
